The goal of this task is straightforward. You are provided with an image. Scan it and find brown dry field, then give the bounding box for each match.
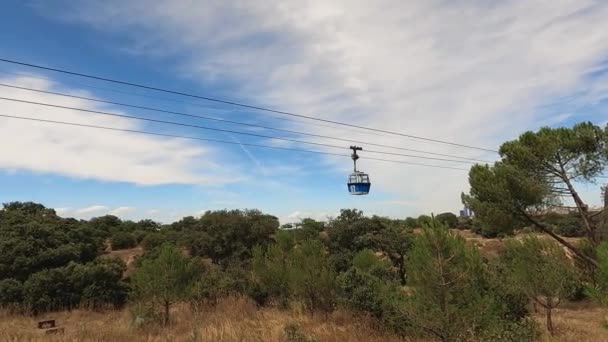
[1,298,608,341]
[0,297,414,342]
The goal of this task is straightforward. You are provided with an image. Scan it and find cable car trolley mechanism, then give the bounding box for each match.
[347,146,371,195]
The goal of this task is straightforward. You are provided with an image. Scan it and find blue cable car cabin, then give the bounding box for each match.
[348,171,371,195]
[347,145,371,195]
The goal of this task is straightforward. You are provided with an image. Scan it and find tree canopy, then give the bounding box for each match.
[464,122,608,266]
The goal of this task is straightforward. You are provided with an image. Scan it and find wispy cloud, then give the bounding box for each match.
[0,75,245,186]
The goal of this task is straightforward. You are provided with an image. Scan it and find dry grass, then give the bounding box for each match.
[0,297,412,342]
[534,301,608,342]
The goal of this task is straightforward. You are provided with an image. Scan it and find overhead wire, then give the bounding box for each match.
[0,82,492,163]
[0,113,470,171]
[0,96,485,165]
[0,58,499,153]
[0,69,387,138]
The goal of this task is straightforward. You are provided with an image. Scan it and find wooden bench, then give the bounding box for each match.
[37,320,56,329]
[37,319,64,335]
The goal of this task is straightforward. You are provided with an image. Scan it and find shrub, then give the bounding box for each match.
[111,232,137,250]
[503,236,578,335]
[436,212,458,228]
[481,318,540,342]
[141,232,166,251]
[290,240,336,313]
[0,279,23,307]
[22,258,129,313]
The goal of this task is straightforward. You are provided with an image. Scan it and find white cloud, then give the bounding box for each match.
[0,75,244,186]
[77,205,109,214]
[54,207,71,215]
[110,206,136,215]
[36,0,608,214]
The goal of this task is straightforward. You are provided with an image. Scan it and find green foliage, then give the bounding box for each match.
[183,209,279,264]
[190,263,232,308]
[111,232,137,250]
[0,278,23,307]
[141,232,167,251]
[289,239,336,313]
[404,217,418,228]
[503,236,578,334]
[436,212,458,228]
[0,202,105,281]
[252,243,292,307]
[253,238,336,313]
[417,215,432,227]
[481,318,540,342]
[131,244,200,325]
[23,258,128,313]
[541,212,586,237]
[337,249,411,334]
[294,218,325,242]
[465,122,608,246]
[587,242,608,307]
[406,219,505,341]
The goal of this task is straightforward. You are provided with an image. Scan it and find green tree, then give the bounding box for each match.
[404,217,418,228]
[337,252,409,334]
[111,232,137,250]
[0,202,104,281]
[465,122,608,266]
[186,209,279,264]
[503,236,577,335]
[22,258,128,313]
[417,215,432,227]
[290,239,336,313]
[435,212,458,228]
[375,227,412,285]
[252,239,293,307]
[131,244,200,326]
[406,219,502,341]
[0,279,23,307]
[294,218,325,242]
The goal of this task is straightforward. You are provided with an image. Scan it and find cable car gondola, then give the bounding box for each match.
[347,146,371,195]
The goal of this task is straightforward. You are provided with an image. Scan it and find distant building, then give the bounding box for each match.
[459,206,473,218]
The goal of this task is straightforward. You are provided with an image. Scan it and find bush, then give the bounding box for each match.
[132,230,148,244]
[541,212,586,237]
[482,318,540,342]
[22,258,129,313]
[503,236,578,335]
[190,264,232,307]
[111,232,137,250]
[0,279,23,307]
[141,232,166,251]
[436,212,458,228]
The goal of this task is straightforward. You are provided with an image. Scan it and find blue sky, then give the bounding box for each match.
[1,1,608,223]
